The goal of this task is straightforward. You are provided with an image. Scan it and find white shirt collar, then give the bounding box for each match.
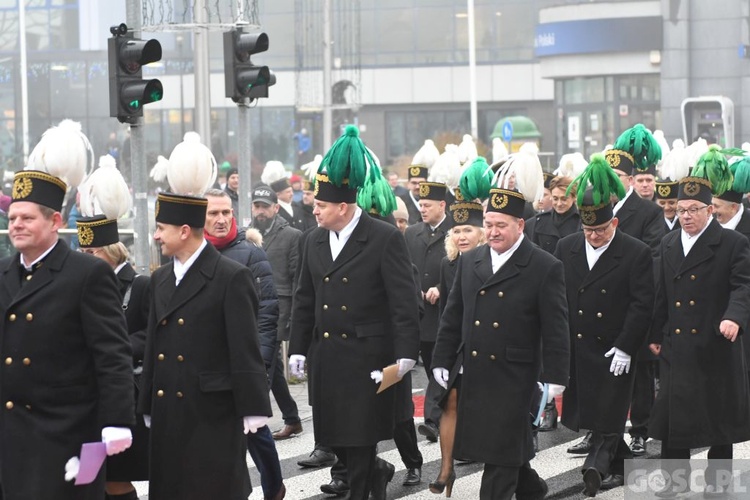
[430,214,447,232]
[329,207,362,261]
[278,199,294,217]
[612,187,633,215]
[665,216,678,230]
[408,191,420,210]
[173,239,208,286]
[720,206,744,231]
[680,216,712,256]
[584,230,615,270]
[20,240,57,270]
[114,261,128,275]
[490,233,525,274]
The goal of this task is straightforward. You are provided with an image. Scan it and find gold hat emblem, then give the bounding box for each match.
[490,192,509,210]
[313,181,320,196]
[605,151,620,168]
[154,199,160,218]
[410,166,422,177]
[580,209,596,225]
[78,226,94,247]
[419,183,431,198]
[684,182,700,196]
[453,208,469,224]
[658,185,672,198]
[454,187,464,202]
[12,177,32,200]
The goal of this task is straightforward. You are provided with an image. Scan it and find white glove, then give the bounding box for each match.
[605,347,631,376]
[243,415,269,434]
[143,414,151,428]
[289,354,306,378]
[64,456,80,482]
[433,367,450,390]
[101,426,133,456]
[396,358,417,378]
[547,383,565,403]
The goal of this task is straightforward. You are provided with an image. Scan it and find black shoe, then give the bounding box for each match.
[370,461,395,500]
[516,478,548,500]
[418,421,439,443]
[600,474,624,490]
[538,401,558,431]
[297,448,337,468]
[582,468,602,497]
[402,467,421,486]
[320,478,349,497]
[567,431,593,454]
[630,436,646,456]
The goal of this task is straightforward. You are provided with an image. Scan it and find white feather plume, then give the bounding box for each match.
[457,134,478,165]
[492,138,509,165]
[301,154,323,181]
[658,141,689,182]
[166,132,217,196]
[78,154,132,219]
[428,145,462,188]
[261,160,288,186]
[411,140,439,169]
[684,138,709,170]
[519,142,539,155]
[150,155,170,182]
[27,119,93,189]
[652,130,670,161]
[743,142,750,152]
[553,153,587,178]
[492,150,544,202]
[672,138,685,150]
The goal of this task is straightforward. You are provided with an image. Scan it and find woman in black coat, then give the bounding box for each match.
[82,240,150,500]
[524,176,581,254]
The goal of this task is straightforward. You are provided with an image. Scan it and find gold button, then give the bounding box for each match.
[342,277,348,283]
[323,305,328,310]
[689,300,695,306]
[157,390,164,397]
[341,306,347,311]
[324,277,330,282]
[480,290,485,296]
[25,313,32,322]
[675,329,681,335]
[22,358,30,366]
[690,275,696,280]
[25,275,31,281]
[342,333,348,339]
[675,302,681,308]
[577,334,583,339]
[177,355,184,362]
[474,320,480,326]
[176,391,183,398]
[493,322,499,328]
[471,350,477,357]
[178,318,184,325]
[5,401,12,410]
[497,292,504,298]
[158,354,165,361]
[323,332,330,338]
[578,310,583,316]
[161,319,167,326]
[691,329,697,334]
[4,357,11,365]
[596,312,602,318]
[601,289,606,294]
[490,354,496,361]
[8,314,15,321]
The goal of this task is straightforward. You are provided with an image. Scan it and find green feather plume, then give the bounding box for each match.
[357,170,397,216]
[566,153,626,206]
[692,144,733,196]
[612,123,662,172]
[730,157,750,194]
[318,124,376,190]
[459,157,493,201]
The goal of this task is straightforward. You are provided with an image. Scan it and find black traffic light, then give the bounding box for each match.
[108,23,163,124]
[223,29,275,103]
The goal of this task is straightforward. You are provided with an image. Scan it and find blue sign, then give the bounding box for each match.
[534,17,662,57]
[501,121,513,142]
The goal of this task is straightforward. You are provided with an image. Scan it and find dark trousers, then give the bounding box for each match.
[583,432,632,477]
[629,360,655,438]
[246,425,284,499]
[480,462,546,500]
[270,343,300,425]
[394,418,423,469]
[661,441,732,489]
[331,445,378,500]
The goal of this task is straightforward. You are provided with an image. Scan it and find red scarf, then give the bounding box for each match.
[204,217,238,250]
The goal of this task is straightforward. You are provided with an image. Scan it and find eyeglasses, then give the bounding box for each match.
[582,222,612,236]
[676,205,709,216]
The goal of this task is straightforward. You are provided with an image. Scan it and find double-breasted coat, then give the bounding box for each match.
[648,220,750,448]
[289,213,420,447]
[0,240,134,500]
[432,238,570,466]
[730,209,750,370]
[404,217,452,343]
[614,192,666,256]
[554,230,654,433]
[138,243,271,500]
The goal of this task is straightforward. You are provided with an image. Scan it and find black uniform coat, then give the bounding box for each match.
[138,243,272,500]
[524,207,581,255]
[614,191,666,256]
[289,212,420,447]
[0,240,134,500]
[404,217,452,342]
[731,209,750,368]
[432,238,569,466]
[400,192,421,225]
[107,263,151,481]
[279,202,310,232]
[554,230,654,433]
[648,220,750,448]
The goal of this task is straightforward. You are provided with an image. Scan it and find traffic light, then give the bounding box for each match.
[108,23,163,124]
[223,29,275,103]
[681,96,735,147]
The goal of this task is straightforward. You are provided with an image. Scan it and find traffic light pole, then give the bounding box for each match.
[237,99,252,228]
[126,0,151,275]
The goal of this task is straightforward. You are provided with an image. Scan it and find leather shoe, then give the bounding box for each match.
[272,422,303,440]
[538,401,558,431]
[320,478,349,497]
[630,436,646,456]
[297,448,336,468]
[418,421,439,443]
[582,468,601,497]
[370,460,395,500]
[266,482,286,500]
[402,467,421,486]
[517,478,548,500]
[567,431,593,454]
[600,474,624,490]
